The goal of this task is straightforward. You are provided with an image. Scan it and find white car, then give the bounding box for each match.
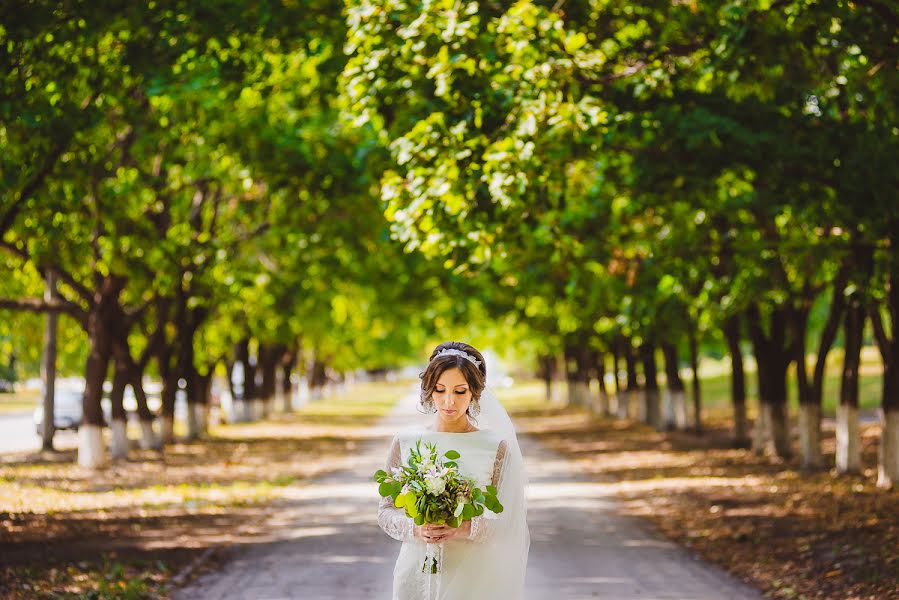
[33,388,84,435]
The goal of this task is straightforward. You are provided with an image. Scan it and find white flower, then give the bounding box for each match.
[425,475,446,495]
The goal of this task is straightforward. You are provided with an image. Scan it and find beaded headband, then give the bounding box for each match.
[433,347,482,368]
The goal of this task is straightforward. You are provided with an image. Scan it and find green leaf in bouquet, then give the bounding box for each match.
[486,485,497,495]
[403,495,420,518]
[462,503,475,519]
[445,461,458,468]
[414,514,425,526]
[454,502,465,518]
[373,469,387,482]
[449,516,461,528]
[473,504,484,516]
[444,450,461,459]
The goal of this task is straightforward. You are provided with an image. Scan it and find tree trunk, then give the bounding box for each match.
[596,350,611,416]
[622,338,639,420]
[723,315,749,446]
[871,255,899,489]
[661,342,686,431]
[109,358,130,459]
[280,348,297,413]
[687,327,702,434]
[611,338,622,417]
[747,303,793,460]
[78,276,124,469]
[640,342,662,429]
[40,271,58,451]
[837,300,865,474]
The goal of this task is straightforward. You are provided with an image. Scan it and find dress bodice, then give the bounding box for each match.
[395,426,504,489]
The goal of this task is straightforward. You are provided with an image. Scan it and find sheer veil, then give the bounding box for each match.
[438,383,530,597]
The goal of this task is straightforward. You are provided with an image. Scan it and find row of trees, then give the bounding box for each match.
[341,0,898,487]
[2,1,897,488]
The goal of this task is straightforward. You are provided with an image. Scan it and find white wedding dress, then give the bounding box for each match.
[377,425,514,600]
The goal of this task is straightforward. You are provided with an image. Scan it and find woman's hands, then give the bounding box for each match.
[414,520,472,543]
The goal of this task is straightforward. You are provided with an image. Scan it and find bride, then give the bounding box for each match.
[377,342,530,599]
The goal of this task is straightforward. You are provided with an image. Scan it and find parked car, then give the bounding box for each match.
[34,388,84,435]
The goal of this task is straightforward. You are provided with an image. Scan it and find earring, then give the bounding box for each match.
[468,399,480,417]
[421,394,437,414]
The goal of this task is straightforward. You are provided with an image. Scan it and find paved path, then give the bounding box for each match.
[173,388,764,600]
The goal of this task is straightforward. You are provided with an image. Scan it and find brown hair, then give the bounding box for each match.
[418,341,487,416]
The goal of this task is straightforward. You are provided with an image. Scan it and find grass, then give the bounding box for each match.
[0,379,405,599]
[0,389,39,415]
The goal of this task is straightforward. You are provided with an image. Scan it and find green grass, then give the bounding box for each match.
[0,389,38,414]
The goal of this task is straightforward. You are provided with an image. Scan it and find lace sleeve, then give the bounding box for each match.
[377,435,416,542]
[467,439,508,541]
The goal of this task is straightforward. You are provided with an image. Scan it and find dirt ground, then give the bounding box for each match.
[508,404,899,600]
[0,384,399,599]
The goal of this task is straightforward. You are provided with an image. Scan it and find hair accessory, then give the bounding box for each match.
[433,347,482,368]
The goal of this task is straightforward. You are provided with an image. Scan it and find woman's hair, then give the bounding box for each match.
[418,341,487,417]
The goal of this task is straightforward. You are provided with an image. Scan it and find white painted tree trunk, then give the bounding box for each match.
[764,404,791,458]
[597,390,610,416]
[139,420,160,450]
[160,415,175,444]
[662,389,675,429]
[798,404,822,469]
[637,390,647,422]
[575,381,590,409]
[753,404,770,455]
[251,399,264,420]
[274,374,285,414]
[617,391,630,419]
[109,419,129,459]
[186,403,200,440]
[835,404,860,474]
[877,409,899,489]
[671,390,688,431]
[645,390,663,430]
[77,424,106,468]
[195,403,208,435]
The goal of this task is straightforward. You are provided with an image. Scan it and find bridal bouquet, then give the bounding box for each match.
[373,439,503,574]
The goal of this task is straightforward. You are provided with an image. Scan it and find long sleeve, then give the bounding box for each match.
[467,439,508,541]
[377,435,416,542]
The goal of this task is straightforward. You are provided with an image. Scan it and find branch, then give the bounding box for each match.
[0,240,94,305]
[0,297,85,321]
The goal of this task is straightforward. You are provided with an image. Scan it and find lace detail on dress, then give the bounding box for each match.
[378,435,416,541]
[468,439,508,541]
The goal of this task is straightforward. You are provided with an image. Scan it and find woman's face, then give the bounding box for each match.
[432,367,473,426]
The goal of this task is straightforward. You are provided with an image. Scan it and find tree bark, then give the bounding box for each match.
[640,342,662,429]
[595,349,611,416]
[40,271,59,451]
[723,315,749,447]
[78,275,125,468]
[661,341,686,431]
[622,337,640,420]
[109,357,130,459]
[687,327,702,434]
[747,303,793,460]
[838,299,865,474]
